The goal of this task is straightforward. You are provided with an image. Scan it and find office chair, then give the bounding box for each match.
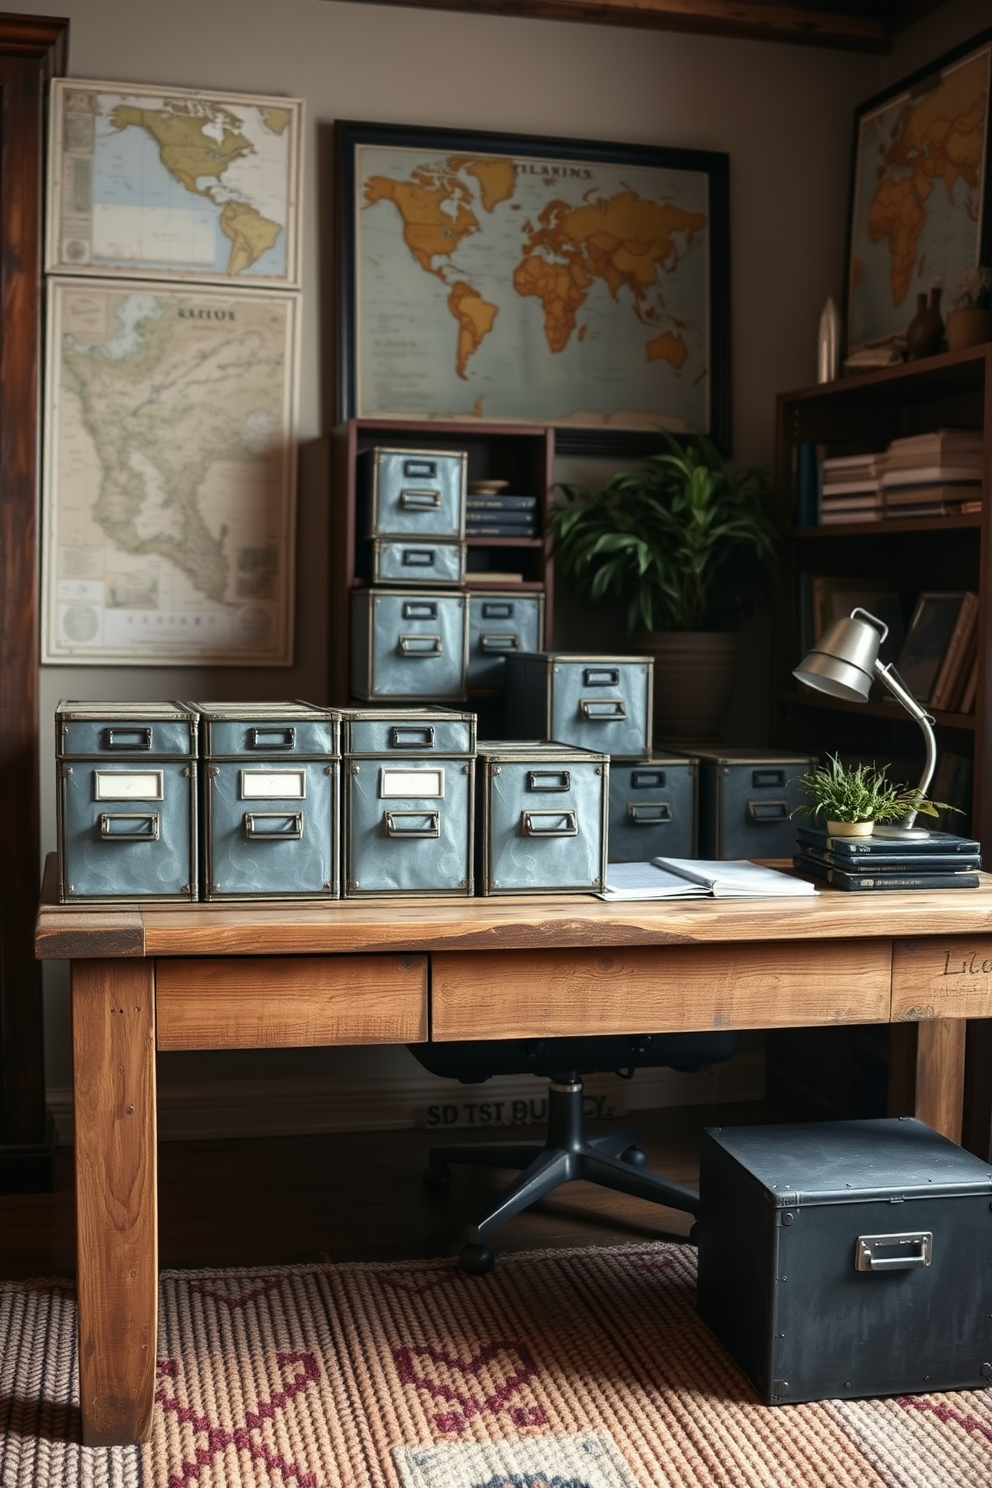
[409,1030,737,1272]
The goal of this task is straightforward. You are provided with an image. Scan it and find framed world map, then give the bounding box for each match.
[334,121,730,453]
[845,28,991,353]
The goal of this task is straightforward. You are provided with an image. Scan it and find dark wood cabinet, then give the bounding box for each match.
[0,13,67,1182]
[330,418,555,718]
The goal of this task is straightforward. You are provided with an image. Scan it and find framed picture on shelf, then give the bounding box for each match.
[844,27,991,352]
[896,591,969,705]
[334,120,730,455]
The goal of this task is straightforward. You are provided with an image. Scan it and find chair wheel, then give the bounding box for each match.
[620,1145,647,1168]
[422,1161,451,1190]
[459,1243,495,1275]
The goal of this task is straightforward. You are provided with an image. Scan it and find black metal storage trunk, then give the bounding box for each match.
[694,748,817,858]
[696,1118,992,1404]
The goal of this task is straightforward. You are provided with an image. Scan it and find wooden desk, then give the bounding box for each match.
[35,858,992,1446]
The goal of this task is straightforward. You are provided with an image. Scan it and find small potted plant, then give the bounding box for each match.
[548,432,778,740]
[946,266,992,352]
[793,754,954,836]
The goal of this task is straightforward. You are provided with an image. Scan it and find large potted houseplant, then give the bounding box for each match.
[549,433,778,741]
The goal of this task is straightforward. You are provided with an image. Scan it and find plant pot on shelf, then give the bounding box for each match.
[825,819,874,837]
[635,630,738,744]
[946,307,992,352]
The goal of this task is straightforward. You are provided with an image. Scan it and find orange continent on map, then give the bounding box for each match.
[447,282,500,378]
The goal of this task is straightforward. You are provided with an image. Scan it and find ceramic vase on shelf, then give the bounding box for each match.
[816,296,842,383]
[906,287,944,359]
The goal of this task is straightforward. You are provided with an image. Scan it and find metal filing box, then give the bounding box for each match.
[356,446,466,540]
[351,589,468,700]
[341,706,475,897]
[696,1118,992,1404]
[504,652,653,759]
[476,740,608,895]
[694,748,817,859]
[197,701,340,901]
[359,538,466,587]
[467,591,545,691]
[56,700,198,903]
[608,752,697,862]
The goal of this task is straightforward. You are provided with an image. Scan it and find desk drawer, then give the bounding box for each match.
[155,954,427,1048]
[430,941,891,1041]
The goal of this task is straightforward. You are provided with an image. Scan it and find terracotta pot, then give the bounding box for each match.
[825,819,874,837]
[635,630,737,744]
[905,287,944,359]
[946,307,992,352]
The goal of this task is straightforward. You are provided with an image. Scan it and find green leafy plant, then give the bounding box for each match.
[548,432,778,634]
[793,755,957,825]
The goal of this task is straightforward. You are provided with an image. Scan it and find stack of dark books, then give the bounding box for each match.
[465,490,538,538]
[794,824,982,891]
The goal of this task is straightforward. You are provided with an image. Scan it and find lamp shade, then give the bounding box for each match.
[793,612,884,702]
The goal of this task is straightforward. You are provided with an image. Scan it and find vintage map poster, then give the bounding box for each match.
[46,79,302,287]
[352,140,715,435]
[847,39,990,349]
[43,279,299,665]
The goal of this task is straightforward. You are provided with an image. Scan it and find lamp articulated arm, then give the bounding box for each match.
[872,660,937,831]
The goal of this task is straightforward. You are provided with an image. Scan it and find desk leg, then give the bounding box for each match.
[71,958,157,1446]
[888,1019,967,1143]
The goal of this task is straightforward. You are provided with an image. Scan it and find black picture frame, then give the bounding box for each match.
[897,591,967,705]
[844,27,992,353]
[334,120,730,456]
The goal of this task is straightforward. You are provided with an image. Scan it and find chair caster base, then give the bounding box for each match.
[459,1243,495,1275]
[620,1145,647,1168]
[422,1162,451,1191]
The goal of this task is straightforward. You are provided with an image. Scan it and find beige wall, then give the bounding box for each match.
[16,0,981,1116]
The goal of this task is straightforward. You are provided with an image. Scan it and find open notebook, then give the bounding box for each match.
[600,857,818,901]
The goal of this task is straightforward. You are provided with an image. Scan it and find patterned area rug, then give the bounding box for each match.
[2,1244,991,1487]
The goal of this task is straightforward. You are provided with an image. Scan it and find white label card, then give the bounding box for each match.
[94,770,163,801]
[379,768,444,798]
[240,769,307,800]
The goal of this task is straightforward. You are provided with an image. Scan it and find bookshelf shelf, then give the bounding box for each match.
[791,513,981,538]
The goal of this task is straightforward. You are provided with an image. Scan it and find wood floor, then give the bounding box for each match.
[0,1100,781,1280]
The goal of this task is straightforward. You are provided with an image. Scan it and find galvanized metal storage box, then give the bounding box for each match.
[608,752,697,861]
[56,700,198,903]
[467,591,545,691]
[503,652,653,759]
[351,589,468,700]
[341,706,475,897]
[197,701,340,901]
[696,1118,992,1405]
[476,740,608,895]
[356,446,466,540]
[694,748,817,859]
[358,538,466,587]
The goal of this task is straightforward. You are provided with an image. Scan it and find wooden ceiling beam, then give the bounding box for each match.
[345,0,892,51]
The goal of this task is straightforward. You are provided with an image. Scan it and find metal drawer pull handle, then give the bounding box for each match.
[399,487,441,509]
[249,727,296,750]
[526,770,571,792]
[389,725,435,748]
[402,601,438,620]
[105,727,152,750]
[100,812,160,841]
[399,634,443,656]
[855,1231,932,1272]
[402,459,437,478]
[244,812,303,840]
[747,800,789,822]
[580,698,627,720]
[384,810,441,838]
[522,809,578,837]
[583,667,620,686]
[753,769,785,787]
[480,633,519,653]
[631,770,665,789]
[628,802,672,824]
[481,602,513,618]
[401,548,436,566]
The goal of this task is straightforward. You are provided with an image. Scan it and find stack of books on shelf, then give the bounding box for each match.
[818,451,885,525]
[794,824,982,892]
[880,429,983,519]
[466,482,538,538]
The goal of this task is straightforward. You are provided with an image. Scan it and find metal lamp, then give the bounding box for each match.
[793,606,937,840]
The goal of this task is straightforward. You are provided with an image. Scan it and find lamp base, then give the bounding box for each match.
[871,824,931,841]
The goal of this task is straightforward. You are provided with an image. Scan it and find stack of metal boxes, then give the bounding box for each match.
[196,701,341,901]
[339,705,476,897]
[352,448,469,700]
[55,700,200,902]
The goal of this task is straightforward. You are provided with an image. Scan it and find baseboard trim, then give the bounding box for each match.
[48,1046,764,1146]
